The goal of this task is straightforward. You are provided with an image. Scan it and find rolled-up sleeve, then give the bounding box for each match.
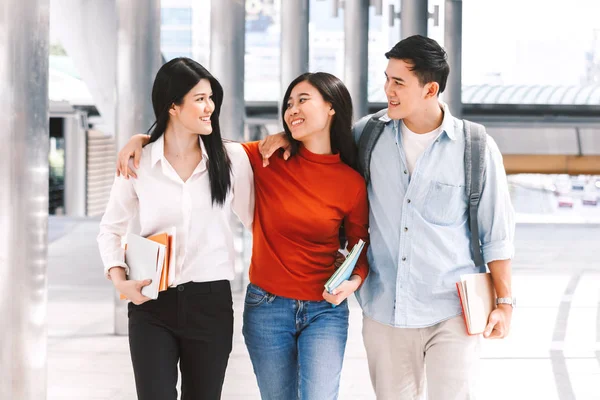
[97,175,139,278]
[477,136,516,264]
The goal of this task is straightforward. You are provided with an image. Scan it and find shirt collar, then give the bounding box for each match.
[438,101,457,141]
[386,101,458,141]
[150,134,210,167]
[378,112,392,123]
[150,135,164,167]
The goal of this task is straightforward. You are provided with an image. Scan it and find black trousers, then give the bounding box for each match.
[127,280,233,400]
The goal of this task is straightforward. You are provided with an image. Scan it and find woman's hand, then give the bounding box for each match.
[322,274,362,306]
[116,134,150,179]
[114,279,153,305]
[109,267,152,305]
[258,132,292,167]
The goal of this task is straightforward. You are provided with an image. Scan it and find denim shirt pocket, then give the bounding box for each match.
[421,181,467,226]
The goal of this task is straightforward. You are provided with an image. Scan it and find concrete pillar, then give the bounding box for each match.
[114,0,162,335]
[50,0,118,134]
[63,111,88,217]
[280,0,309,98]
[0,0,50,398]
[344,0,369,120]
[444,0,463,117]
[211,0,246,142]
[401,0,428,38]
[115,0,162,151]
[210,0,246,291]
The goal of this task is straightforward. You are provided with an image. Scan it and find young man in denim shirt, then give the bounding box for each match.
[260,35,515,400]
[351,35,515,400]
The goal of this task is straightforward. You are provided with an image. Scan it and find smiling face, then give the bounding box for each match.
[384,58,439,121]
[283,80,335,143]
[169,78,215,135]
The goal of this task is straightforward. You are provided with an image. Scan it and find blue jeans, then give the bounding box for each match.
[242,283,349,400]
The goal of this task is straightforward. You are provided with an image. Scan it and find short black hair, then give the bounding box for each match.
[385,35,450,94]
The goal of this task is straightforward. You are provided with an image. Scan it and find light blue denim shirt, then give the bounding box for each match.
[354,103,515,328]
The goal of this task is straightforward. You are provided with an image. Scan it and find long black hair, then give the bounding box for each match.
[147,57,231,206]
[281,72,358,171]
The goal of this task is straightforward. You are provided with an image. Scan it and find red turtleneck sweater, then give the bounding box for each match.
[242,141,369,301]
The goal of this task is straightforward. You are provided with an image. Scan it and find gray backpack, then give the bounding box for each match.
[357,109,487,270]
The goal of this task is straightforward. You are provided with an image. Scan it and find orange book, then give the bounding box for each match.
[120,230,175,300]
[147,232,171,292]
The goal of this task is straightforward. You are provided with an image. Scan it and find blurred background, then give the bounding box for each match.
[2,0,600,399]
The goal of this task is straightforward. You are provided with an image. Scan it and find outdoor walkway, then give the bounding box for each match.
[47,216,600,400]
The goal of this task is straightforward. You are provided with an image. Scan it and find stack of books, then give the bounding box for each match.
[325,239,366,294]
[121,228,175,300]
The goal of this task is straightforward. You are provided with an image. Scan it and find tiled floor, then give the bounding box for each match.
[46,218,600,399]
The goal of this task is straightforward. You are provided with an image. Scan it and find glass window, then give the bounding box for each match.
[309,0,344,81]
[366,0,400,103]
[162,51,192,61]
[162,8,192,26]
[161,3,206,64]
[245,0,280,102]
[161,29,193,48]
[366,0,445,103]
[461,0,600,104]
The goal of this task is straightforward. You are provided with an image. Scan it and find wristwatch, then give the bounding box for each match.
[496,297,516,308]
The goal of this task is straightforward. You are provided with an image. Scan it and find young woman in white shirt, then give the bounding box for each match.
[97,57,254,400]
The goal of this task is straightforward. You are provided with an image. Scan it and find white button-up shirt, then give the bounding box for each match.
[97,136,254,285]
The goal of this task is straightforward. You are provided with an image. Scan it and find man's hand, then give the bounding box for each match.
[483,305,512,339]
[322,274,361,306]
[258,132,292,167]
[114,278,153,305]
[116,134,150,179]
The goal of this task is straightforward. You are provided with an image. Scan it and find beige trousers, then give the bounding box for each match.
[362,315,481,400]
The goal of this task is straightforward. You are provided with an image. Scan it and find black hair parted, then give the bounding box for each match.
[146,57,231,206]
[385,35,450,94]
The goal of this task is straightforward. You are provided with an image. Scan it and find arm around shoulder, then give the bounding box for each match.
[116,134,151,178]
[228,142,255,230]
[258,132,291,166]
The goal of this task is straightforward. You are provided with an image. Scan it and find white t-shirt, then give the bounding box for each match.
[400,121,443,175]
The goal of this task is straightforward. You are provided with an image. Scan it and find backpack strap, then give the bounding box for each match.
[463,119,487,273]
[357,109,390,184]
